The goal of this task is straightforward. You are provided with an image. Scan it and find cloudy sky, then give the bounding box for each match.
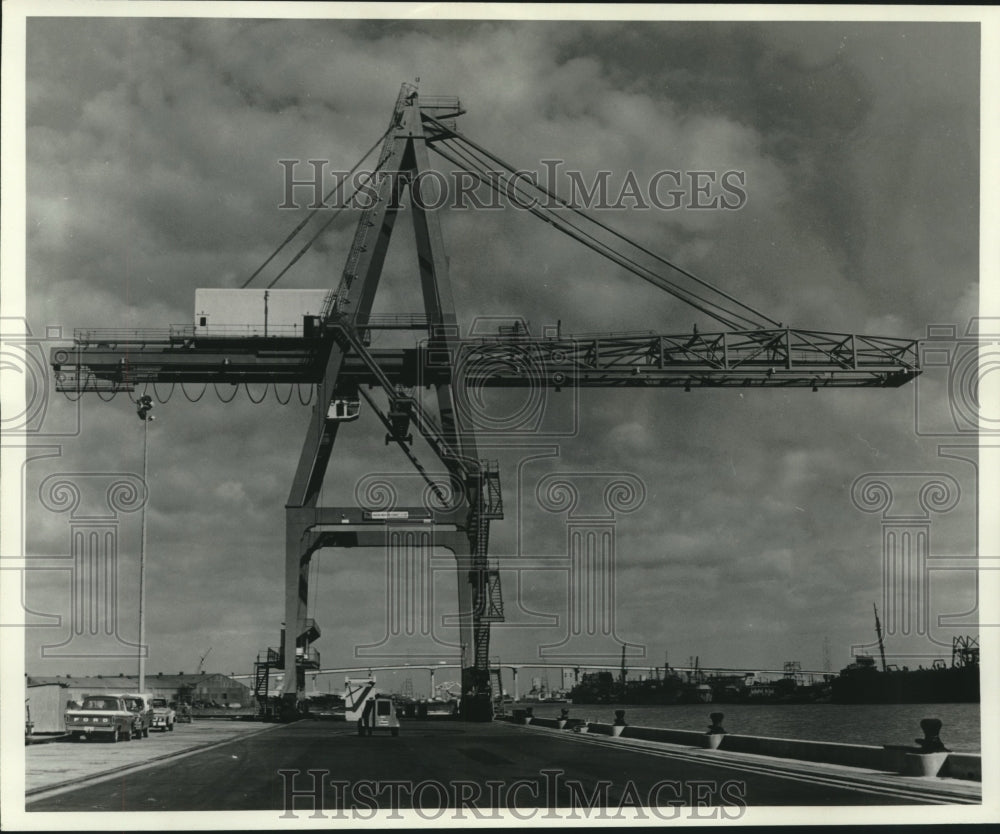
[14,12,984,692]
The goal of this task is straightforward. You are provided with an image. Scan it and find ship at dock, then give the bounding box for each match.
[567,648,831,706]
[570,603,980,708]
[830,608,979,704]
[830,653,979,704]
[569,666,831,706]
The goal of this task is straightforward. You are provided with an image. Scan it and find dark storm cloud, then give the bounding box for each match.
[556,22,978,331]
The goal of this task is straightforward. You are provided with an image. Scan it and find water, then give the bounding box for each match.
[514,702,981,752]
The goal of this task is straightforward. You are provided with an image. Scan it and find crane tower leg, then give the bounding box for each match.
[277,87,500,720]
[280,512,314,717]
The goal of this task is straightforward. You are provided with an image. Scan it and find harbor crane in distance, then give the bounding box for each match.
[50,83,921,721]
[196,647,212,675]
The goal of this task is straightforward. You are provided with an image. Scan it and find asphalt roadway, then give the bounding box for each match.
[27,719,976,818]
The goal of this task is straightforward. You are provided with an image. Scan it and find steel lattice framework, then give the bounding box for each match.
[54,326,919,390]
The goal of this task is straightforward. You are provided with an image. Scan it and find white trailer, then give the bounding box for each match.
[194,289,328,337]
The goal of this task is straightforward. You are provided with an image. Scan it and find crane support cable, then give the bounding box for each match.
[240,126,393,289]
[436,137,760,330]
[431,139,752,330]
[265,155,394,289]
[434,134,762,330]
[427,112,776,327]
[432,140,746,329]
[431,137,755,330]
[423,112,779,329]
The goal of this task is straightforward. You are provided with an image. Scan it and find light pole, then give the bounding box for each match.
[136,394,155,692]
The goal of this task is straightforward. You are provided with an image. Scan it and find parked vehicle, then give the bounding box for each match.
[65,695,136,742]
[150,697,176,732]
[358,694,400,737]
[109,692,154,739]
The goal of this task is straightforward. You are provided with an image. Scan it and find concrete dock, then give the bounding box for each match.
[25,719,279,795]
[23,717,980,818]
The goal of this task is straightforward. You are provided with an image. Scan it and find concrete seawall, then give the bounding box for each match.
[514,717,980,781]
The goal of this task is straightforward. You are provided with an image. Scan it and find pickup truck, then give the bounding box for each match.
[109,692,154,739]
[151,697,176,732]
[65,695,136,742]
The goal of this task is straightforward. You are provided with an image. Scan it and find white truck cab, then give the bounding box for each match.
[358,694,400,737]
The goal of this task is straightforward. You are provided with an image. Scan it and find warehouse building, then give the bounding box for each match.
[26,672,252,710]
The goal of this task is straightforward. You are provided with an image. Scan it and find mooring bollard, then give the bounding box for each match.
[705,711,727,750]
[557,707,570,730]
[916,718,948,753]
[612,710,627,737]
[906,717,950,777]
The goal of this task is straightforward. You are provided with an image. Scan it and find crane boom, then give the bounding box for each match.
[51,326,919,392]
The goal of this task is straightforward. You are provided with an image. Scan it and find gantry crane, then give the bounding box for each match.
[50,84,921,720]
